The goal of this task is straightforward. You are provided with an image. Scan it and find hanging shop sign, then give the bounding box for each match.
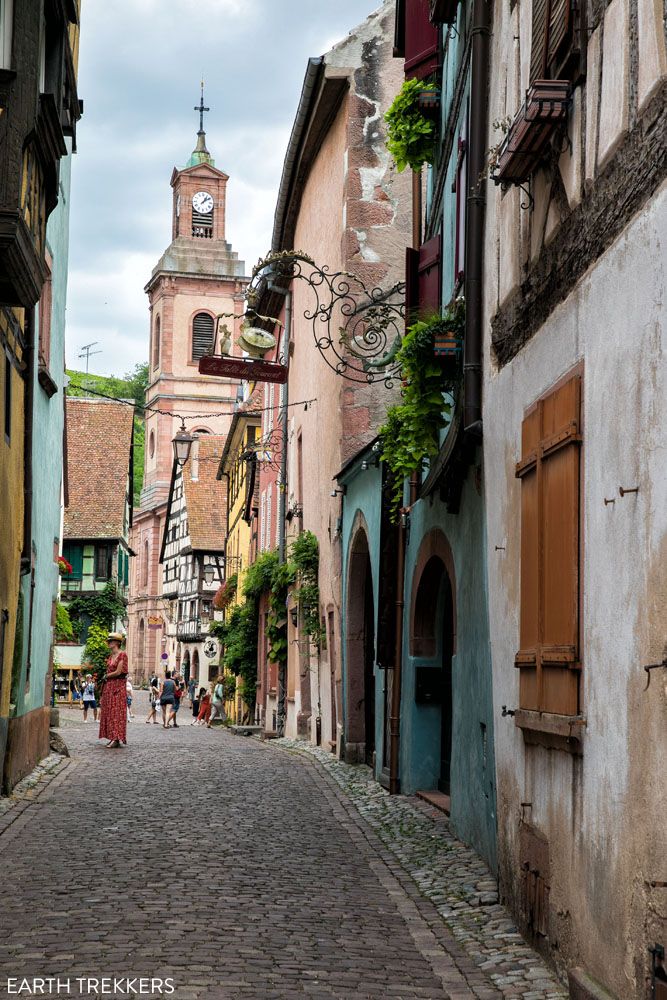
[148,616,163,630]
[198,355,288,384]
[204,638,218,659]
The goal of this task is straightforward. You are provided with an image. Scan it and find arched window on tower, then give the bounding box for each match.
[153,316,160,371]
[192,313,215,361]
[143,539,149,588]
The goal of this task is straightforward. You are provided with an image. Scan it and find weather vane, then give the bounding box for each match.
[194,79,210,133]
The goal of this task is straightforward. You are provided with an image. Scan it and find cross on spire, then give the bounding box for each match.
[194,80,210,134]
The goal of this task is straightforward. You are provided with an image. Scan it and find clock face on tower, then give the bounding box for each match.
[192,191,213,214]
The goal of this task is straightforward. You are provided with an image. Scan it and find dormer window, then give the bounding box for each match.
[192,190,214,238]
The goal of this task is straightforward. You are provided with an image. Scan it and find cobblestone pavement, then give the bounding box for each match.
[0,699,566,1000]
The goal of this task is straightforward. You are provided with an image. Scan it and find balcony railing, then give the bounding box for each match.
[176,617,209,642]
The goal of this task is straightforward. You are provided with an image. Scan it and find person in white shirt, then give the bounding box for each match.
[81,673,97,722]
[126,676,134,721]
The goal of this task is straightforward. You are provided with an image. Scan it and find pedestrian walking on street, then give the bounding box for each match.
[160,671,176,728]
[126,676,134,721]
[194,688,211,725]
[188,676,196,704]
[146,686,160,724]
[81,673,98,722]
[170,677,184,727]
[207,676,226,728]
[191,685,204,721]
[98,633,128,749]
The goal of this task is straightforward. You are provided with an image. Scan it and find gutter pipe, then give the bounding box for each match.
[463,0,491,435]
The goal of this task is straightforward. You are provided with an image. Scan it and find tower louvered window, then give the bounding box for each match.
[192,313,214,361]
[192,207,213,238]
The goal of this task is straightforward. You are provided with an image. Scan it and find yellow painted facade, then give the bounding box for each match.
[218,407,260,722]
[0,307,25,722]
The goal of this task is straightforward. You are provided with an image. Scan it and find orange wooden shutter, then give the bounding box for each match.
[516,374,581,716]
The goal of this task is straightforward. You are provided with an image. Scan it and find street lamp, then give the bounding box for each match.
[203,564,216,586]
[172,421,195,467]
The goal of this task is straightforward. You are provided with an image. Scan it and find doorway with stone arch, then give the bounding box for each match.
[345,518,376,766]
[410,530,457,795]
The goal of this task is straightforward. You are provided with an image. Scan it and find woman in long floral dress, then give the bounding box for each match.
[99,633,128,748]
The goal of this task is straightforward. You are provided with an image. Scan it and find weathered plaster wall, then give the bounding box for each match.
[401,478,498,871]
[483,183,667,995]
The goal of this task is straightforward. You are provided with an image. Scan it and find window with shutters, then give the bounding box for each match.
[95,545,110,581]
[191,312,214,361]
[395,0,440,80]
[453,113,468,288]
[405,234,442,324]
[515,373,582,719]
[529,0,581,85]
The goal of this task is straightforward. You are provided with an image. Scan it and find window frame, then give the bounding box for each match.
[95,544,110,581]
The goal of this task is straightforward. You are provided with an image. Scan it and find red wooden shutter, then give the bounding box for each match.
[530,0,550,82]
[404,0,439,80]
[418,234,442,317]
[516,374,581,716]
[405,246,419,327]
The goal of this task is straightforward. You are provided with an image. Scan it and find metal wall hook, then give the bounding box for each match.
[501,705,516,717]
[603,497,616,506]
[619,486,640,497]
[643,658,667,690]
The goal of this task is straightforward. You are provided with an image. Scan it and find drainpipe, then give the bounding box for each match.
[389,509,407,795]
[463,0,491,435]
[21,310,34,577]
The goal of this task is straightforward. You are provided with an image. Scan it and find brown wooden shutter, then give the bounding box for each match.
[530,0,550,82]
[547,0,570,65]
[516,374,581,716]
[404,0,439,80]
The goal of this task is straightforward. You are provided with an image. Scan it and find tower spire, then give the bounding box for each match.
[188,81,215,167]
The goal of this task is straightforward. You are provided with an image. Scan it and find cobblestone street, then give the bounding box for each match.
[0,700,567,1000]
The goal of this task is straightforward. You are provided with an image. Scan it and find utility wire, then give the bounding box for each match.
[65,380,317,421]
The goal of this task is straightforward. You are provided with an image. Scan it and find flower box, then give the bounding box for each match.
[433,331,463,376]
[493,80,570,185]
[417,87,441,119]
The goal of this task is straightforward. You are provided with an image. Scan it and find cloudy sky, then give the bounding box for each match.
[66,0,380,377]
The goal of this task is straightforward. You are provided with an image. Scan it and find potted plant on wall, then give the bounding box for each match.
[385,78,441,173]
[379,298,465,512]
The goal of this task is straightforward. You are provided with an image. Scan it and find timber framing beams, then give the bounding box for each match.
[491,83,667,367]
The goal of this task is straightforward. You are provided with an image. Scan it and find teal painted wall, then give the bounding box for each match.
[399,473,497,870]
[15,145,72,718]
[339,455,385,764]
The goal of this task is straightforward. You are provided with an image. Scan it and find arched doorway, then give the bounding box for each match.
[410,530,457,795]
[345,522,375,765]
[182,649,190,684]
[192,649,199,686]
[137,619,145,679]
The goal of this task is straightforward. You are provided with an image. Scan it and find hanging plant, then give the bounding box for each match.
[267,561,296,670]
[379,298,465,513]
[384,79,439,173]
[290,530,323,648]
[57,556,72,576]
[213,573,238,611]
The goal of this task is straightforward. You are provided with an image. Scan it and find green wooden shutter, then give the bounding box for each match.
[64,542,83,580]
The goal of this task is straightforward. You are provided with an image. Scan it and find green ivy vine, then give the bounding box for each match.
[379,299,465,513]
[384,79,438,173]
[290,530,322,648]
[67,581,126,634]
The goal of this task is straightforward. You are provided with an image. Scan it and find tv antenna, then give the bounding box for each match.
[78,341,102,373]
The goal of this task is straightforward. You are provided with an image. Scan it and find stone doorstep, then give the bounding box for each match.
[568,967,620,1000]
[415,788,452,816]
